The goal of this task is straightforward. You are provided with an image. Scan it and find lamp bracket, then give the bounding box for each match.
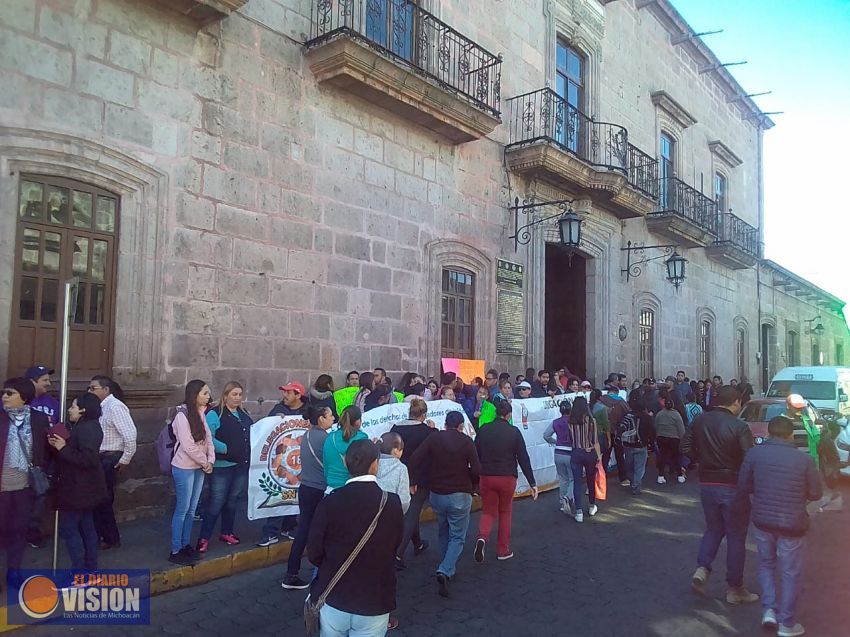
[620,241,678,281]
[508,196,575,252]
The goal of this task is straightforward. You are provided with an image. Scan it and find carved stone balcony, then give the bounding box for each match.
[150,0,248,23]
[304,0,501,144]
[705,212,760,269]
[646,177,718,247]
[504,88,657,219]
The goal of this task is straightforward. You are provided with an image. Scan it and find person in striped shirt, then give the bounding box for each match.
[88,375,137,550]
[568,396,602,523]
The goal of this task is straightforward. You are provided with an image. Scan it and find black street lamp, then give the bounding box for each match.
[665,250,687,289]
[509,197,582,258]
[621,241,688,289]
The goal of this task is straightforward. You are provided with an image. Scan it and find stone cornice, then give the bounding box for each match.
[650,90,697,129]
[149,0,248,23]
[708,140,744,168]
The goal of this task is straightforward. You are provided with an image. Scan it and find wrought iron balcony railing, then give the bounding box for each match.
[627,143,659,200]
[714,212,760,257]
[656,176,719,235]
[307,0,502,116]
[506,88,628,173]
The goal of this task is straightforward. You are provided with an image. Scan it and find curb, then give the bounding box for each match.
[1,482,558,632]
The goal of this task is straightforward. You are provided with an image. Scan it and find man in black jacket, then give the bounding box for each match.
[308,440,403,635]
[390,398,436,567]
[738,416,821,636]
[409,411,480,598]
[681,385,758,605]
[473,400,537,563]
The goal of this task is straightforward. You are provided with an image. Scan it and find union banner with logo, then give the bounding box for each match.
[247,402,473,520]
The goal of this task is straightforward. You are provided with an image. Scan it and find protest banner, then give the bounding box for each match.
[248,401,473,520]
[441,358,486,382]
[333,386,358,414]
[248,415,306,520]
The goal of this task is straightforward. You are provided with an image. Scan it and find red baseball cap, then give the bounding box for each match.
[278,381,306,396]
[786,394,806,410]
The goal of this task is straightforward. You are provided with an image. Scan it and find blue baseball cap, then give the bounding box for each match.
[25,365,55,380]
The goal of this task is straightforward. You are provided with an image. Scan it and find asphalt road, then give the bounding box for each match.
[22,476,850,637]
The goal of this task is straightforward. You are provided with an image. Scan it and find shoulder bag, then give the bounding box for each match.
[304,490,387,636]
[16,428,50,496]
[305,429,323,469]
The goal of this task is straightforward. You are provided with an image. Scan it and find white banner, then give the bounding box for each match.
[247,401,473,520]
[359,399,474,438]
[510,394,587,494]
[248,415,307,520]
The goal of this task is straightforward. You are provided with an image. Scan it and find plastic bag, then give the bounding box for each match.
[594,461,607,501]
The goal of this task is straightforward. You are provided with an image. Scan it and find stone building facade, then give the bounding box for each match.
[1,0,847,515]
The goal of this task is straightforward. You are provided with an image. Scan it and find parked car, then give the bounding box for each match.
[739,397,823,448]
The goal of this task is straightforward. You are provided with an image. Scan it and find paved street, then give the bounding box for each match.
[24,476,850,637]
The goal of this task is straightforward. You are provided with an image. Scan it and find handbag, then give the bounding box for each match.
[16,427,50,496]
[304,490,387,636]
[594,460,607,501]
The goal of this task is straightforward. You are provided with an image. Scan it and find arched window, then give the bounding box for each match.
[441,267,475,359]
[736,327,746,381]
[787,330,800,367]
[697,308,716,380]
[12,175,118,377]
[638,309,655,380]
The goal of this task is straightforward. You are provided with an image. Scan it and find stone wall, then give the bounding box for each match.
[1,0,847,518]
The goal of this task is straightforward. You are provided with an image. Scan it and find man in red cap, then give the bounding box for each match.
[258,381,309,547]
[268,381,308,418]
[784,394,820,467]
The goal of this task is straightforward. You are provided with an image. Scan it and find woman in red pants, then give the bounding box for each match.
[473,400,538,562]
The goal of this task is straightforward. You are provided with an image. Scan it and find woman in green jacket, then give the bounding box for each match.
[322,406,368,490]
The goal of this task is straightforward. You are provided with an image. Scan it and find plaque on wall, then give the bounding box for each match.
[496,259,524,289]
[496,259,525,354]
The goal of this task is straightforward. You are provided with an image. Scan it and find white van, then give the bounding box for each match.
[766,366,850,420]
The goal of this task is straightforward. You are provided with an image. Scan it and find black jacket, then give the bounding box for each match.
[681,407,753,484]
[54,418,107,511]
[738,438,822,537]
[0,408,49,477]
[530,382,548,398]
[308,480,403,616]
[268,402,308,417]
[309,389,338,421]
[214,407,253,466]
[408,429,480,495]
[390,420,436,488]
[475,418,536,486]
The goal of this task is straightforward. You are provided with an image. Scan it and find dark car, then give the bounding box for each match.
[739,397,823,448]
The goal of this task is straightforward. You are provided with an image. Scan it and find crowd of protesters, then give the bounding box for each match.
[0,362,833,637]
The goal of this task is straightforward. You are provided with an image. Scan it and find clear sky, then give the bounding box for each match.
[672,0,850,325]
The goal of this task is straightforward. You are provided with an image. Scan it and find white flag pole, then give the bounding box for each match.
[54,277,79,573]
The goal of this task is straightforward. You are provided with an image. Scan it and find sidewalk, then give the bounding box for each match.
[2,485,554,632]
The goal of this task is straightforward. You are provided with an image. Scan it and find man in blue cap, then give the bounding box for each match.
[26,365,60,426]
[24,365,59,549]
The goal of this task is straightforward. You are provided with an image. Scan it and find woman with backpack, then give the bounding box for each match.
[47,392,107,573]
[619,393,656,496]
[169,380,215,566]
[323,406,368,491]
[196,381,253,553]
[568,396,601,523]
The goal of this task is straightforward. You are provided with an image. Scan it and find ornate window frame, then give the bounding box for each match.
[425,240,492,374]
[0,127,168,384]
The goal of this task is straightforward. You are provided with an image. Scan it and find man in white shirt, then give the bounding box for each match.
[89,375,137,550]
